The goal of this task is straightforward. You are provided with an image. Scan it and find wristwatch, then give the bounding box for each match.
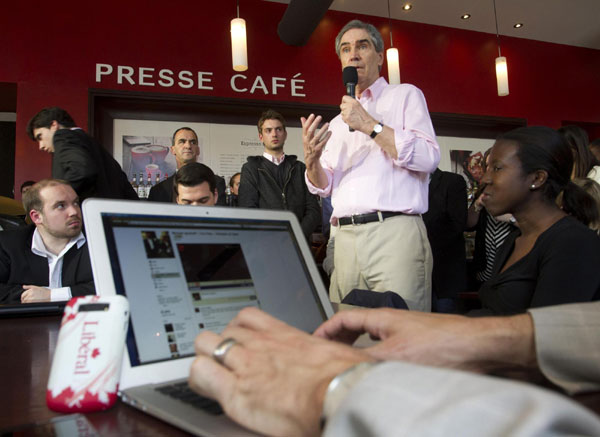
[370,122,384,139]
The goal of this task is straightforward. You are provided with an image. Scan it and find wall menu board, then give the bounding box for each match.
[113,119,303,183]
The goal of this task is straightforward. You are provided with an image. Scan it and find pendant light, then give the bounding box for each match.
[493,0,509,96]
[386,0,401,84]
[231,0,248,72]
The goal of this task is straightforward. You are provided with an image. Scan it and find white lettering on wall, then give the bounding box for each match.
[230,74,248,92]
[117,66,135,85]
[178,71,194,89]
[271,77,285,95]
[95,64,113,82]
[197,72,213,90]
[158,69,175,87]
[250,76,268,94]
[95,63,307,98]
[291,73,305,97]
[139,67,155,86]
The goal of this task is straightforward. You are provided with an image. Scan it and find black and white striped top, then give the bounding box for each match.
[476,214,513,282]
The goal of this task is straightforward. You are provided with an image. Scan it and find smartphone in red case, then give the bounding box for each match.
[46,295,129,413]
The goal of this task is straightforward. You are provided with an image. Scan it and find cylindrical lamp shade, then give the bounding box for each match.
[386,48,401,85]
[231,18,248,72]
[495,56,509,96]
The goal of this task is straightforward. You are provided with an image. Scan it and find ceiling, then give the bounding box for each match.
[265,0,600,50]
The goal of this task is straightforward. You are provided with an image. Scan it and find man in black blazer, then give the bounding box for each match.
[422,168,468,313]
[148,127,226,205]
[0,179,94,303]
[27,107,138,202]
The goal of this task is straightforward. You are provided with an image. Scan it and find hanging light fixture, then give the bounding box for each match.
[230,0,248,72]
[493,0,509,96]
[386,0,401,84]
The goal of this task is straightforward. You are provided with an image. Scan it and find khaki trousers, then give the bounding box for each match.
[330,214,432,312]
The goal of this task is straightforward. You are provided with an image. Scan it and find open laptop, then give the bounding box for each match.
[82,198,334,436]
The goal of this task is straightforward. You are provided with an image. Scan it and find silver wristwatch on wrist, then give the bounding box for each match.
[370,122,384,139]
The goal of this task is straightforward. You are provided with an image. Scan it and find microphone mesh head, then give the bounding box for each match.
[343,66,358,85]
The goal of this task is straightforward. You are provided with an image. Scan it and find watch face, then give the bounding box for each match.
[370,123,383,138]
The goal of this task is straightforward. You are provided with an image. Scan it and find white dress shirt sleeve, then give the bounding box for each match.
[50,287,72,302]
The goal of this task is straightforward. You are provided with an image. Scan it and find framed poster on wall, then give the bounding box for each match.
[113,119,304,184]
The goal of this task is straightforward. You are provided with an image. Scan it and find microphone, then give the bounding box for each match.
[342,66,358,132]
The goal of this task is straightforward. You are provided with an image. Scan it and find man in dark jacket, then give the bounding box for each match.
[422,168,468,313]
[238,109,320,238]
[27,107,138,202]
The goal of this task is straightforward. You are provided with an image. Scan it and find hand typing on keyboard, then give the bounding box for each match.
[188,307,372,436]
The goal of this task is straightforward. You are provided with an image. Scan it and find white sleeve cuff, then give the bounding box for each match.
[51,287,72,302]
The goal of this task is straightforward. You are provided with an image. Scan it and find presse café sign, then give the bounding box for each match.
[95,63,307,97]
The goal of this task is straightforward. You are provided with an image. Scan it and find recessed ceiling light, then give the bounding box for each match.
[513,23,523,28]
[402,4,412,11]
[461,13,471,20]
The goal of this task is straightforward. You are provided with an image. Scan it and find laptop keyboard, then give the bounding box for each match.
[156,382,224,415]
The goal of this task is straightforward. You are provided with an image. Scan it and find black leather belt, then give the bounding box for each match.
[338,211,405,226]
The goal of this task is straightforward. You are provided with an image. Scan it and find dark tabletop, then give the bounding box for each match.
[1,313,599,435]
[0,315,191,435]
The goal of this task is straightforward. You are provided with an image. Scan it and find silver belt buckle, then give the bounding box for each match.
[351,214,361,225]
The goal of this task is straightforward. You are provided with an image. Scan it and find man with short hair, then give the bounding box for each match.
[27,107,138,201]
[302,20,440,311]
[238,109,320,238]
[20,180,36,196]
[0,179,95,303]
[173,162,218,206]
[148,127,226,205]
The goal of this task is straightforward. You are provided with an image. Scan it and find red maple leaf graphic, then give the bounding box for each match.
[91,348,100,358]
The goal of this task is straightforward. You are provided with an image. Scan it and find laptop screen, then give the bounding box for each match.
[100,212,327,367]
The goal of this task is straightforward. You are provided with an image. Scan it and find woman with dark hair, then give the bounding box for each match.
[476,126,600,315]
[570,178,600,233]
[558,125,600,183]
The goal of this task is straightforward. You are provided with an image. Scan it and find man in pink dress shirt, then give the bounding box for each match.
[303,19,440,311]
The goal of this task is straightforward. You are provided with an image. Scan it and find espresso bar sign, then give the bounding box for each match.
[95,63,306,97]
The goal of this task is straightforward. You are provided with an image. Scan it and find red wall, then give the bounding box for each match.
[2,0,599,192]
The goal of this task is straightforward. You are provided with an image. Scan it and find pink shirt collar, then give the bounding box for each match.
[359,77,388,101]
